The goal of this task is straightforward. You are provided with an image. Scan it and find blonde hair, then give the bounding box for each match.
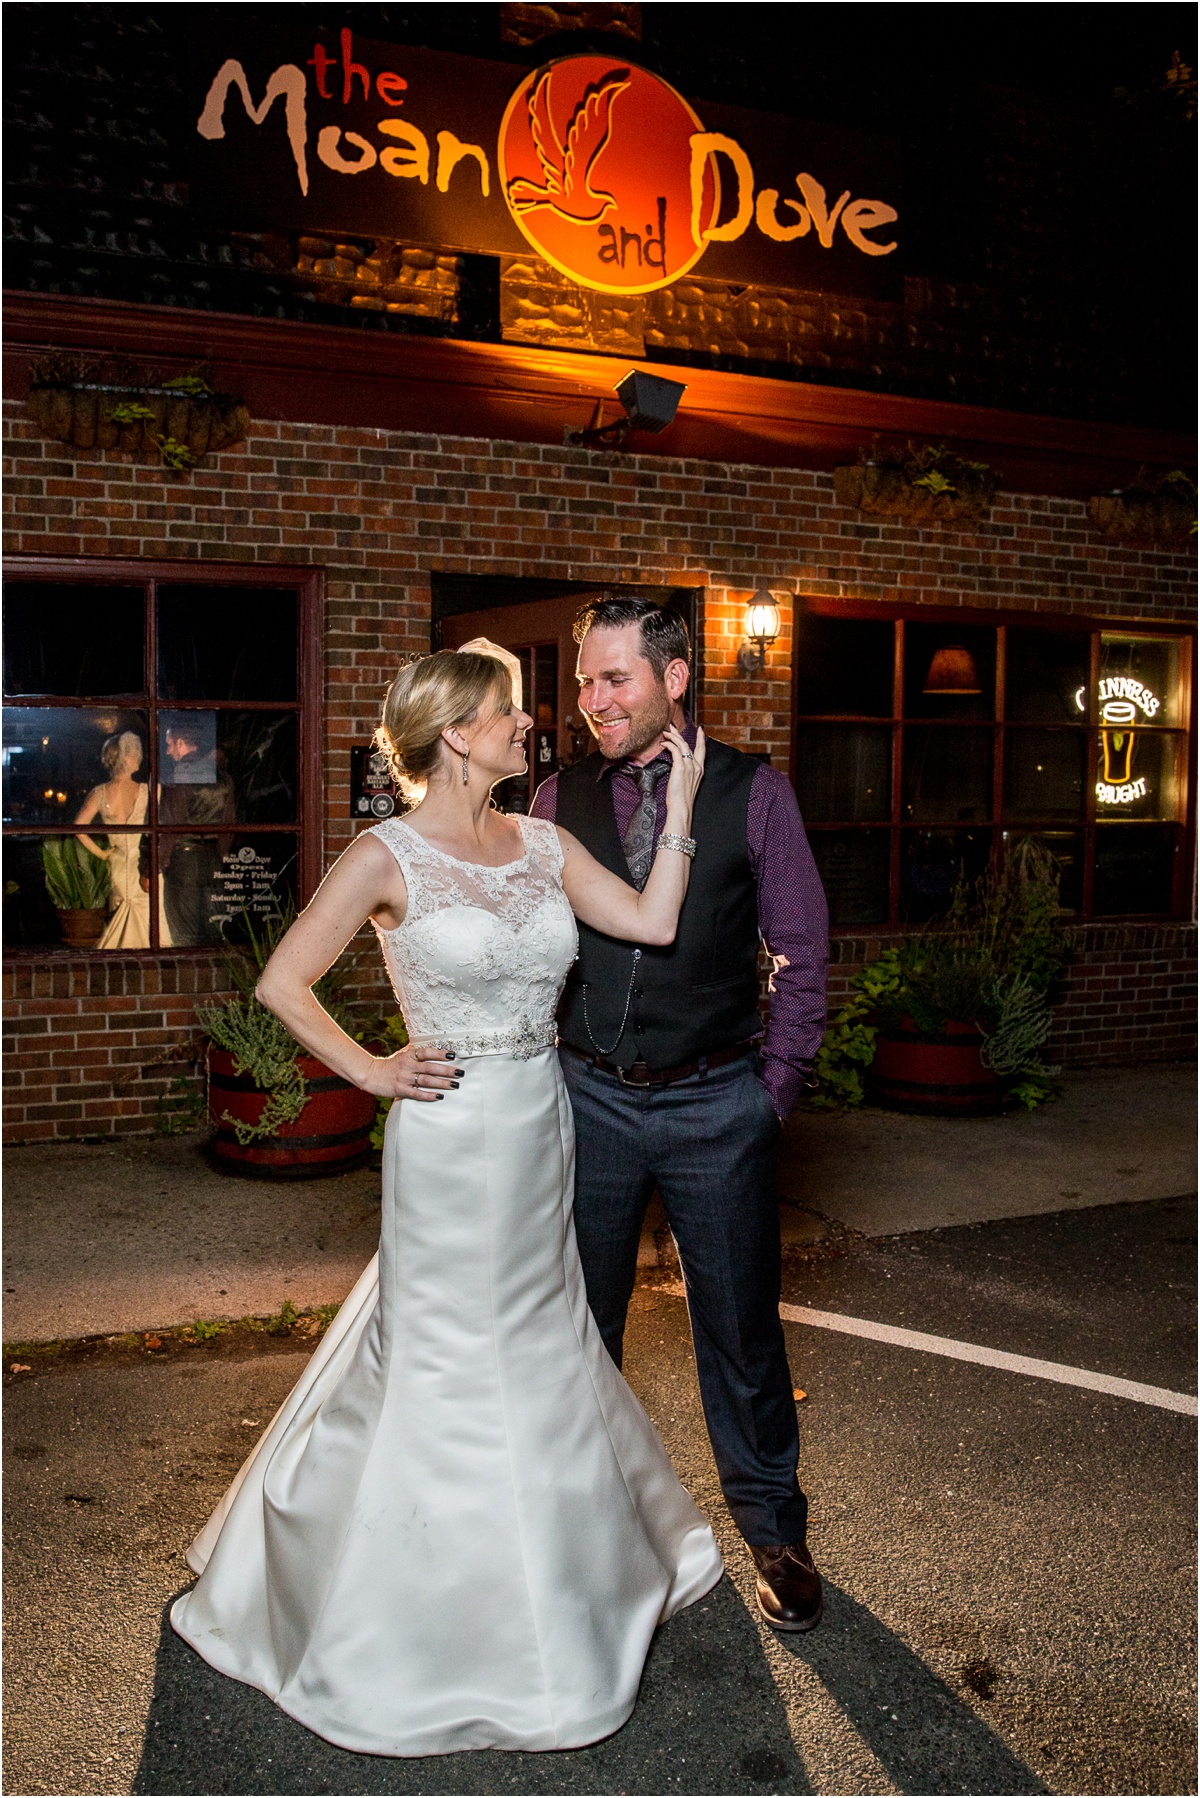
[375,650,513,797]
[101,730,144,776]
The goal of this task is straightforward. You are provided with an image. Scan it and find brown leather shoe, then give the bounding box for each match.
[749,1543,823,1632]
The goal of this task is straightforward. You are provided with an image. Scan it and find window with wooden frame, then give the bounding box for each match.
[2,559,322,954]
[791,606,1195,929]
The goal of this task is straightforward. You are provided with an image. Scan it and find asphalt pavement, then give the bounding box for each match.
[4,1194,1195,1797]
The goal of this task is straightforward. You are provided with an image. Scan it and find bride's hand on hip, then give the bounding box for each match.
[361,1044,465,1101]
[663,724,705,824]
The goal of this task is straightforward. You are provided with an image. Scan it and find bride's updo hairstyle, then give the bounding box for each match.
[375,649,513,799]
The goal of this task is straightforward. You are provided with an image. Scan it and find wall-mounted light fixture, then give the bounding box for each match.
[737,589,783,674]
[566,369,687,449]
[923,644,981,695]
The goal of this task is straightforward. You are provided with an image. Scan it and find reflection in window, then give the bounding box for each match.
[1003,729,1086,821]
[157,586,299,702]
[808,831,889,926]
[794,725,891,822]
[1099,636,1182,730]
[901,829,991,923]
[1002,830,1083,912]
[794,616,894,717]
[1005,630,1090,724]
[2,708,149,825]
[902,727,992,823]
[1093,825,1176,915]
[2,583,144,698]
[160,833,299,949]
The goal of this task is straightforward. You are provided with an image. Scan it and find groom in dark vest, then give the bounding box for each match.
[532,596,829,1631]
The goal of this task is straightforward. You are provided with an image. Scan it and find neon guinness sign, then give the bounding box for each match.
[1075,678,1162,805]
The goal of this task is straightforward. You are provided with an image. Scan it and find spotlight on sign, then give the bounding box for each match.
[737,589,783,674]
[566,370,687,449]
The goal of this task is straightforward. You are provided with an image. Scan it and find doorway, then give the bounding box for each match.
[432,576,702,812]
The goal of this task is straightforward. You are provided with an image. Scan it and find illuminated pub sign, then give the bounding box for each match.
[191,30,902,299]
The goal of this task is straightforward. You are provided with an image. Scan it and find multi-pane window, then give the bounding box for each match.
[3,563,321,953]
[793,609,1194,927]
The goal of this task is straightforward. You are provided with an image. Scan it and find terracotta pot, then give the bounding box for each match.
[207,1046,377,1179]
[872,1016,1008,1117]
[56,906,108,948]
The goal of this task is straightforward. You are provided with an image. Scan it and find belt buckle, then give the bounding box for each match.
[617,1061,650,1087]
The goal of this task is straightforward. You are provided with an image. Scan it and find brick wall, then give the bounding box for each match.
[3,402,1194,1140]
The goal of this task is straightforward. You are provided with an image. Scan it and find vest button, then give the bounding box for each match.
[632,987,643,998]
[634,1024,645,1035]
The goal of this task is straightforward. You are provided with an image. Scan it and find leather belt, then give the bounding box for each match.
[561,1040,758,1087]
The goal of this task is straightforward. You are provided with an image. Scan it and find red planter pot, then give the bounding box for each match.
[871,1017,1008,1117]
[207,1046,377,1179]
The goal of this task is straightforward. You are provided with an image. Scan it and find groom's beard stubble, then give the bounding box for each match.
[586,688,673,761]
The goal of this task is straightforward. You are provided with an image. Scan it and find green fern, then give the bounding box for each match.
[42,837,110,910]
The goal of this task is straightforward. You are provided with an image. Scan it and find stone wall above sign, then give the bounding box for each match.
[190,32,902,302]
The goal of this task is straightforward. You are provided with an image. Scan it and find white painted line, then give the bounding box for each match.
[777,1303,1198,1417]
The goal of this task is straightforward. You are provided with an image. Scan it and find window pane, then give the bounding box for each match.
[163,832,299,947]
[793,616,893,717]
[904,623,995,721]
[1094,729,1182,821]
[808,830,890,926]
[901,829,991,923]
[157,711,297,824]
[1001,830,1083,913]
[1093,825,1177,915]
[157,585,299,701]
[3,582,144,697]
[1099,636,1184,730]
[902,726,992,823]
[1003,729,1086,821]
[1005,629,1090,723]
[2,832,145,950]
[3,708,150,825]
[794,725,891,821]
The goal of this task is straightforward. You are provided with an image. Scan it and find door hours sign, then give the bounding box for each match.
[191,31,902,299]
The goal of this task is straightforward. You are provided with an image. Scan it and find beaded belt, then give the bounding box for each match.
[408,1020,556,1061]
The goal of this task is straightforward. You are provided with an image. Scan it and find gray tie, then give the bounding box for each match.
[622,762,664,890]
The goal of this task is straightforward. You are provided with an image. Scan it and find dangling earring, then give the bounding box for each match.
[462,747,470,785]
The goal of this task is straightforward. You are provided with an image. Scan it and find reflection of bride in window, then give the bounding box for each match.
[75,731,169,949]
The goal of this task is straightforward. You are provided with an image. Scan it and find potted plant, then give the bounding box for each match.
[198,911,377,1179]
[810,841,1067,1116]
[25,352,249,472]
[1087,469,1196,548]
[834,441,1000,525]
[41,837,111,948]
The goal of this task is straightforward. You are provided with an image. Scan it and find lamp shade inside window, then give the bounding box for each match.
[923,645,981,694]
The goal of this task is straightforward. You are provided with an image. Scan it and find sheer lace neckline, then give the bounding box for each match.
[393,814,531,874]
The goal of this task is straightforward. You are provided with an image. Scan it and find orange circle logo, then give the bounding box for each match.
[498,55,718,295]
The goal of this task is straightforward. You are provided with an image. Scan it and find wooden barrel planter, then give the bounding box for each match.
[208,1047,377,1179]
[871,1017,1008,1117]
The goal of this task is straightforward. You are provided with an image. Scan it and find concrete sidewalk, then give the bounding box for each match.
[3,1063,1194,1345]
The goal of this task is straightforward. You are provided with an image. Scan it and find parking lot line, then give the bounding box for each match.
[778,1303,1197,1416]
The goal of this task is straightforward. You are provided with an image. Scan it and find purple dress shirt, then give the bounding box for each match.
[531,722,829,1118]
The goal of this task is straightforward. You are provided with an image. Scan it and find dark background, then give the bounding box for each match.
[4,3,1196,428]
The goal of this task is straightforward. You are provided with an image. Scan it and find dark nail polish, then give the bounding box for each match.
[455,1068,466,1078]
[449,1080,460,1089]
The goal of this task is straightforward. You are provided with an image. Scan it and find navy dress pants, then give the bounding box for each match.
[561,1049,808,1547]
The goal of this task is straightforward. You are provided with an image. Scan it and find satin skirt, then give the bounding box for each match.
[170,1047,723,1757]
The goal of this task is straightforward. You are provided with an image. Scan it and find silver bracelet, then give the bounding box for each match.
[657,832,697,860]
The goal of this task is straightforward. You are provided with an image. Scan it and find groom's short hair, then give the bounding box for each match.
[573,596,691,680]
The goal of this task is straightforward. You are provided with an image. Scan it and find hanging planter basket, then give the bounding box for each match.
[1087,480,1196,549]
[834,443,999,525]
[24,355,249,471]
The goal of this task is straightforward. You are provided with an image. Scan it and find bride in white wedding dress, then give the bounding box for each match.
[170,646,722,1756]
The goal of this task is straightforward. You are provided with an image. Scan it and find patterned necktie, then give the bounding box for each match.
[622,761,664,890]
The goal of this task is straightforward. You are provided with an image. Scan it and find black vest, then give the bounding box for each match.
[556,737,761,1068]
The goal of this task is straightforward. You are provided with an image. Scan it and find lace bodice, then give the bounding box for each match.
[370,813,577,1056]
